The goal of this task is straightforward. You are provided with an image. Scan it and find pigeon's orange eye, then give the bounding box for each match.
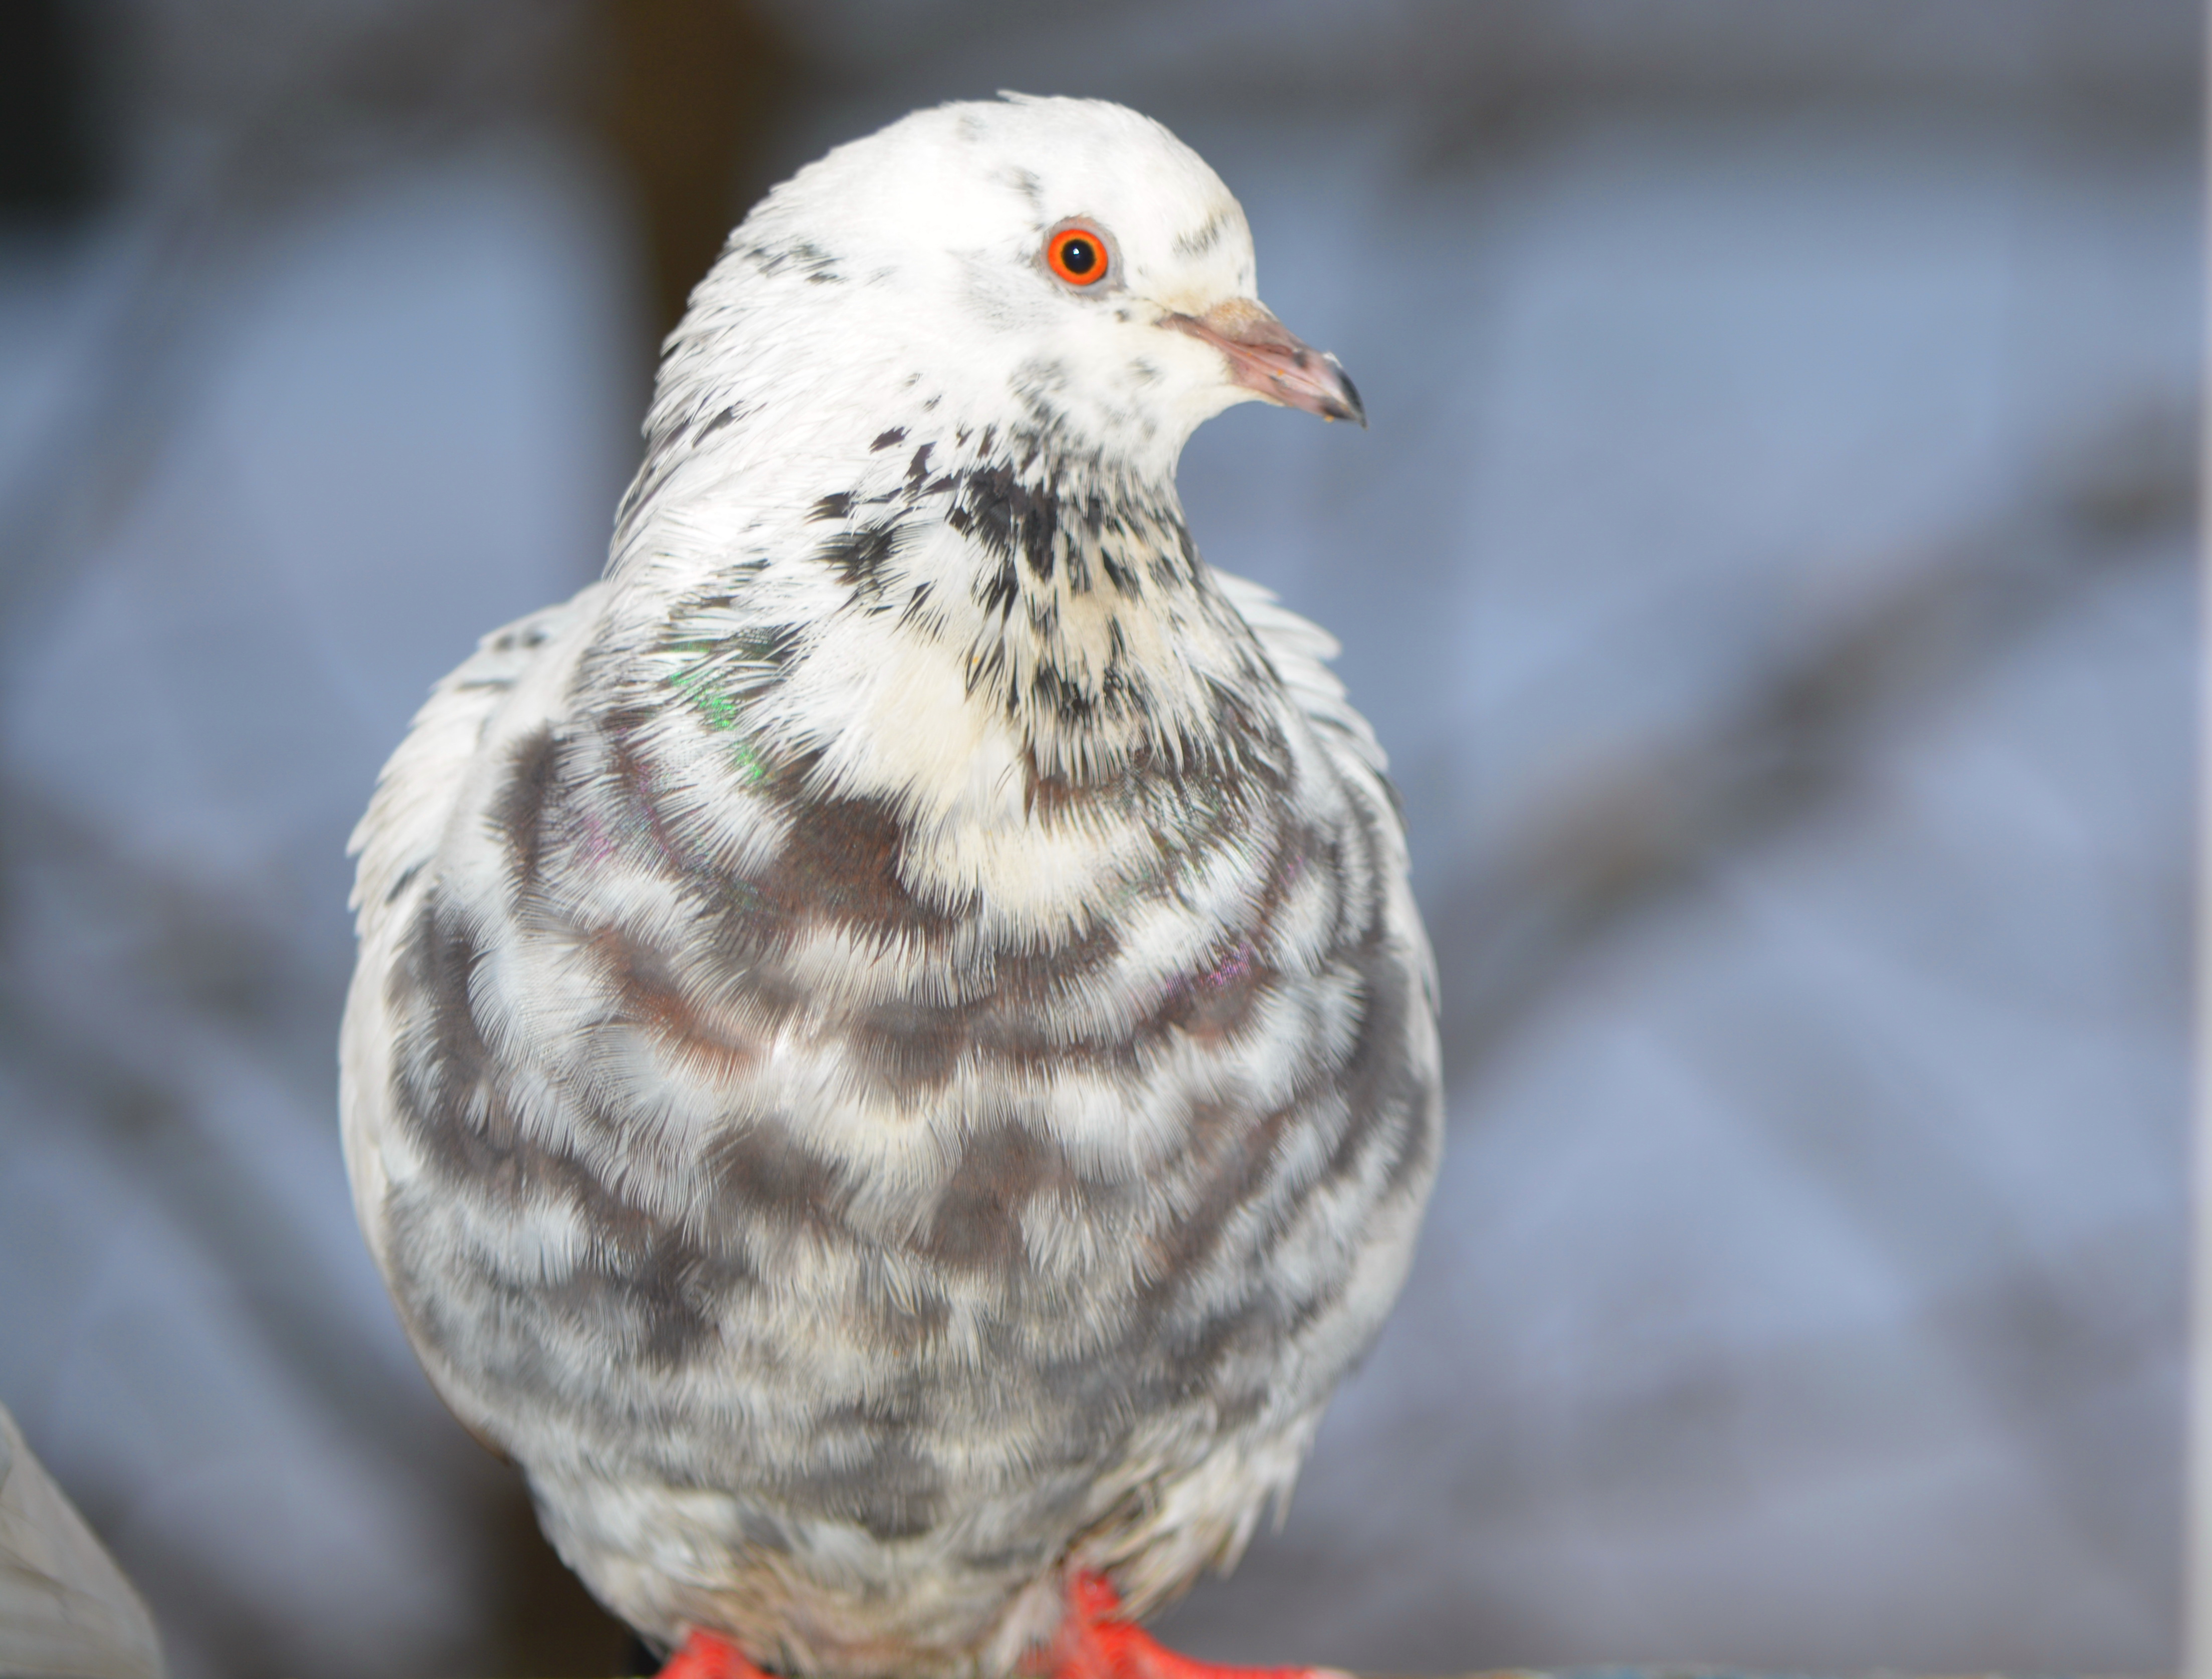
[1046,225,1109,287]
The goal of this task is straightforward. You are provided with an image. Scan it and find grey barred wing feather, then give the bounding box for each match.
[1213,565,1431,969]
[339,584,606,1280]
[1213,568,1436,1013]
[346,584,609,943]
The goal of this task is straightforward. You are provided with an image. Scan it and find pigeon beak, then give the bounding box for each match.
[1162,299,1366,427]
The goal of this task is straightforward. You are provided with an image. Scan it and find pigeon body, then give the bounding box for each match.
[341,96,1441,1678]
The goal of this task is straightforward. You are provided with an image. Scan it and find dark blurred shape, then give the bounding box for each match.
[0,0,101,218]
[595,0,801,336]
[487,1481,640,1678]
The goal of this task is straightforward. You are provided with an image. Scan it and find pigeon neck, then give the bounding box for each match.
[859,424,1273,788]
[607,414,1283,832]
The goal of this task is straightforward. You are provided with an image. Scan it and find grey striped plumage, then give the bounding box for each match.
[341,95,1441,1679]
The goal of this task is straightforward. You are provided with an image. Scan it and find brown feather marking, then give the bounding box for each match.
[916,1123,1079,1271]
[383,902,756,1372]
[493,726,560,893]
[595,923,761,1083]
[704,1120,851,1237]
[752,790,965,941]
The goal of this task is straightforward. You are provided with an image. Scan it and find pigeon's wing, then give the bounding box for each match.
[1214,565,1439,1010]
[346,583,610,940]
[1210,568,1389,783]
[341,583,608,1279]
[0,1404,165,1679]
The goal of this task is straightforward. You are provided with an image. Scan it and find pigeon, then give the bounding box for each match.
[340,94,1441,1679]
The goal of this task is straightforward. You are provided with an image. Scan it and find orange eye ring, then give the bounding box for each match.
[1046,224,1110,287]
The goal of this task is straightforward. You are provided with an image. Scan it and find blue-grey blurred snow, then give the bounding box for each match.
[0,4,2196,1676]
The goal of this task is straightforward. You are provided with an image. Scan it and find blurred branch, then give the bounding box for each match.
[1432,399,2196,1085]
[0,11,797,1671]
[0,0,812,669]
[1699,995,2183,1623]
[792,0,2200,137]
[1424,399,2193,1625]
[0,767,634,1677]
[592,0,801,337]
[0,0,591,673]
[0,777,455,1488]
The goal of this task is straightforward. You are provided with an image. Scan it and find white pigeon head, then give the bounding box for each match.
[665,94,1362,482]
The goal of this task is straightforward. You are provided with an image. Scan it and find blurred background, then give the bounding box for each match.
[0,2,2198,1675]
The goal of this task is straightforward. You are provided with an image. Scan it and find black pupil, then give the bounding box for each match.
[1059,237,1098,276]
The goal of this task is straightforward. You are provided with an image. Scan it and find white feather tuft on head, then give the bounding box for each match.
[654,94,1268,479]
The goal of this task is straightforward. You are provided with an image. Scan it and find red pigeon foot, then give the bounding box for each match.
[656,1630,774,1679]
[1040,1573,1346,1679]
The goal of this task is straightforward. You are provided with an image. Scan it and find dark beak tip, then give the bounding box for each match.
[1332,365,1368,429]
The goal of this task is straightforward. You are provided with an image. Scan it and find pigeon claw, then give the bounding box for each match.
[1037,1570,1352,1679]
[656,1629,776,1679]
